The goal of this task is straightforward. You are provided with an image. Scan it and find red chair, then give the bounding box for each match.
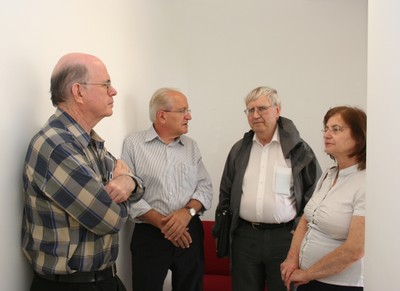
[202,220,268,291]
[202,220,232,291]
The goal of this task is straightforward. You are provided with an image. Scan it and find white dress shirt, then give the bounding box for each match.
[240,128,296,224]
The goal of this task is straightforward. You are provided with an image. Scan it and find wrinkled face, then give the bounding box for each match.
[323,113,356,159]
[246,95,280,134]
[163,92,192,137]
[81,60,117,121]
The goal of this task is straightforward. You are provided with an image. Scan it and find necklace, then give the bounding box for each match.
[329,169,340,191]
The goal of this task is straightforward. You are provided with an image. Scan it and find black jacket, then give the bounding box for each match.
[212,117,322,257]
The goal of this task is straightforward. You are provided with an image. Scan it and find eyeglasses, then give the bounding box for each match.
[163,109,191,115]
[322,125,349,134]
[80,80,112,91]
[244,105,274,116]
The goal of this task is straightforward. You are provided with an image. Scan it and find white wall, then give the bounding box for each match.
[185,0,367,221]
[366,1,400,290]
[0,1,366,290]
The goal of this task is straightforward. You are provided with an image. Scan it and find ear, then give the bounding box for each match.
[157,110,167,123]
[71,83,84,104]
[274,105,281,119]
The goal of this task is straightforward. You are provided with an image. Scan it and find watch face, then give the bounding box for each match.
[189,208,196,216]
[131,189,144,203]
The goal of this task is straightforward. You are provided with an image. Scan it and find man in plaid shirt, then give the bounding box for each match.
[21,53,143,291]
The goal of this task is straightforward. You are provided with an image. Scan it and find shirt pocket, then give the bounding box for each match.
[273,166,292,196]
[177,163,197,192]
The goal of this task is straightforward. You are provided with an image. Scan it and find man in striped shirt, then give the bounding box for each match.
[122,87,213,291]
[22,53,142,291]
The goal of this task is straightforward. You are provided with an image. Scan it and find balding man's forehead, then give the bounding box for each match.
[52,53,101,75]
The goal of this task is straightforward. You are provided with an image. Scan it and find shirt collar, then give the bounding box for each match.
[253,126,280,147]
[55,108,104,148]
[145,125,184,146]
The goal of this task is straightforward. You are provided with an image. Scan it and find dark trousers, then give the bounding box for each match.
[131,215,204,291]
[231,221,293,291]
[30,274,127,291]
[298,281,363,291]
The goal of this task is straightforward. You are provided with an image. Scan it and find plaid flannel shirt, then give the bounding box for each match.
[21,109,133,275]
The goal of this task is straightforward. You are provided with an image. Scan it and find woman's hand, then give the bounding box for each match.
[281,258,299,290]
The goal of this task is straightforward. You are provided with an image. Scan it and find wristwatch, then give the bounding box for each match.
[186,207,196,217]
[123,172,145,202]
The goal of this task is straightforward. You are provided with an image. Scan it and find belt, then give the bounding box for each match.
[35,264,116,283]
[240,218,294,230]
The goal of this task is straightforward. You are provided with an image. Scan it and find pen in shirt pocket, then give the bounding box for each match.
[104,154,116,183]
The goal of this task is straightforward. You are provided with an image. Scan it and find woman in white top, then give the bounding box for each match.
[280,106,366,291]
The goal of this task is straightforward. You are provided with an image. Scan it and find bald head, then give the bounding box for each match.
[50,53,104,106]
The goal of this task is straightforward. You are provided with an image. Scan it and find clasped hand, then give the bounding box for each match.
[161,208,193,249]
[280,259,310,290]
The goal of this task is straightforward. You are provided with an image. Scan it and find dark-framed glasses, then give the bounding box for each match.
[244,105,274,116]
[322,125,349,135]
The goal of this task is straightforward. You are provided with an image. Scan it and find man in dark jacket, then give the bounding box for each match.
[213,86,321,291]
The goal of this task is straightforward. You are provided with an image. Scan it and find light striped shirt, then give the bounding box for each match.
[121,126,213,220]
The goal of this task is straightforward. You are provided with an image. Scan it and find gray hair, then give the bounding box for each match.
[149,87,183,122]
[50,63,88,106]
[244,86,281,108]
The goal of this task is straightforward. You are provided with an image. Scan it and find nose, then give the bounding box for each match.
[323,130,332,139]
[253,110,261,119]
[109,85,117,96]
